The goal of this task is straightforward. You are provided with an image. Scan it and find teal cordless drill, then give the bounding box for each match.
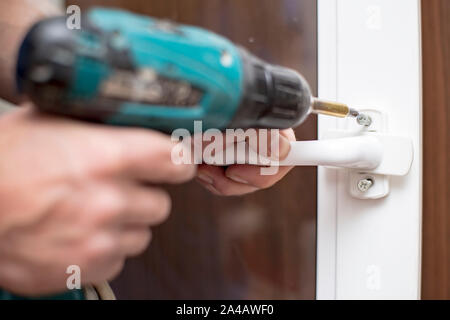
[16,8,365,134]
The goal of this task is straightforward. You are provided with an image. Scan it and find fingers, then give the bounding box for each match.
[197,128,296,195]
[86,182,172,228]
[225,164,294,189]
[247,129,294,161]
[199,128,293,165]
[106,128,197,184]
[21,107,197,184]
[118,183,171,226]
[82,182,168,268]
[197,163,293,195]
[196,165,260,196]
[280,129,297,155]
[224,129,296,189]
[117,227,152,257]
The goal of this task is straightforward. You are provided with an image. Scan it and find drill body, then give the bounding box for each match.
[17,8,312,133]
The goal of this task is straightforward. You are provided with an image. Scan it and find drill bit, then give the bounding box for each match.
[310,98,372,127]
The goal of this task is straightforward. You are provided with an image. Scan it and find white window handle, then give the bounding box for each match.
[281,135,383,170]
[219,132,413,177]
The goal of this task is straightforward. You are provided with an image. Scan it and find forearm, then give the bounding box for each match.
[0,0,61,104]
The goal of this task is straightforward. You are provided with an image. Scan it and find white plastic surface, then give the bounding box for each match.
[317,132,413,176]
[317,0,422,299]
[217,136,383,169]
[217,132,412,176]
[281,136,383,169]
[349,172,390,200]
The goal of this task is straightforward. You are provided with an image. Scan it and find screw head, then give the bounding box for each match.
[356,114,372,127]
[357,178,374,192]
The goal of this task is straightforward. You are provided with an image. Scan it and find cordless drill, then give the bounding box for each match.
[16,8,369,133]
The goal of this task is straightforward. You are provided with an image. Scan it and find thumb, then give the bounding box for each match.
[248,129,292,161]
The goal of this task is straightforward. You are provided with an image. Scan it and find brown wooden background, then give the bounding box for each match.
[68,0,318,299]
[421,0,450,300]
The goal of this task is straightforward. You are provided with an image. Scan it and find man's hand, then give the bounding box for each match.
[196,129,295,196]
[0,106,196,296]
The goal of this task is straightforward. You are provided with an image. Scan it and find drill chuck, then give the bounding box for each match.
[229,48,312,130]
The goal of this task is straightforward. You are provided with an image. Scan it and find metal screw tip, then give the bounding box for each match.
[357,178,374,192]
[356,114,372,127]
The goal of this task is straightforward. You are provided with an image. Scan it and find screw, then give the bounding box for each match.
[356,114,372,127]
[357,178,374,192]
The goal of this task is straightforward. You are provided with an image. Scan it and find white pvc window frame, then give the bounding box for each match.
[316,0,423,300]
